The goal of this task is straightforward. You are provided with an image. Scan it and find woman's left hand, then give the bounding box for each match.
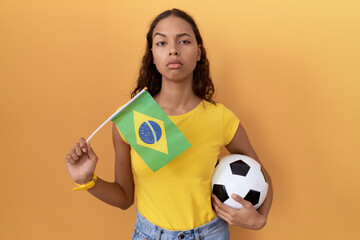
[211,193,267,230]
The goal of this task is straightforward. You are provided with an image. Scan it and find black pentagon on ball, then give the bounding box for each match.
[212,184,229,203]
[230,160,250,176]
[244,190,261,206]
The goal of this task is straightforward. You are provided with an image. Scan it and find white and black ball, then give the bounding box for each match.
[212,154,268,209]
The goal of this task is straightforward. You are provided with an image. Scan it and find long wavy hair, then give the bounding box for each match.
[131,8,215,104]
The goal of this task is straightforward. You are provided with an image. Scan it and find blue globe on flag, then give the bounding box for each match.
[138,121,162,144]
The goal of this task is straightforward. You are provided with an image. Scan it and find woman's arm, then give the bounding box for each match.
[212,123,273,229]
[66,123,134,210]
[88,123,134,209]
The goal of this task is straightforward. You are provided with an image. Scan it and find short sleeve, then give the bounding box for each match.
[223,105,240,145]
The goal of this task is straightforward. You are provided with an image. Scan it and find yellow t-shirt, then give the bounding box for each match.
[118,100,239,230]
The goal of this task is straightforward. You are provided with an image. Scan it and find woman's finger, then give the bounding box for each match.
[65,154,76,164]
[231,194,253,209]
[212,194,235,213]
[79,137,87,153]
[212,195,232,219]
[74,142,83,156]
[212,200,232,224]
[216,211,231,224]
[70,148,79,161]
[86,142,98,162]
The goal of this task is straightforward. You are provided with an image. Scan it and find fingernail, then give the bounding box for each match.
[82,148,87,152]
[232,194,238,199]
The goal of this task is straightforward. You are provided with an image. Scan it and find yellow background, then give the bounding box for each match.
[1,0,359,239]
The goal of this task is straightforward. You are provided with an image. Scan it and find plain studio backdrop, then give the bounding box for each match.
[0,0,359,239]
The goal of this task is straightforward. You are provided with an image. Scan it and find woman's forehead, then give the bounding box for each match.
[153,16,194,37]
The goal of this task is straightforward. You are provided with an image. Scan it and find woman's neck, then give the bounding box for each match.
[154,78,202,116]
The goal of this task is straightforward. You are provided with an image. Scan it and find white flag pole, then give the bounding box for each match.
[86,88,147,143]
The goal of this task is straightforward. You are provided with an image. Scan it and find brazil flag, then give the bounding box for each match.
[111,90,191,172]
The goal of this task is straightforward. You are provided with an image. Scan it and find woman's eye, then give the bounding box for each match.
[180,40,190,44]
[156,42,166,46]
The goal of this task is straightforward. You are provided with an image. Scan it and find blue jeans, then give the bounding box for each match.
[132,210,230,240]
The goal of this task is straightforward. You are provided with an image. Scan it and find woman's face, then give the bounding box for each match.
[151,16,201,82]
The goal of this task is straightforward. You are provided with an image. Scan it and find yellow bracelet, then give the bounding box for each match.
[72,174,97,191]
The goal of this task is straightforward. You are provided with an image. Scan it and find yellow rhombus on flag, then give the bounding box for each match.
[133,110,168,154]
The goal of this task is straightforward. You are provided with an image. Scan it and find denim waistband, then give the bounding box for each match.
[134,209,229,240]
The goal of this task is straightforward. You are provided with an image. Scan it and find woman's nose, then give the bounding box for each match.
[169,47,179,56]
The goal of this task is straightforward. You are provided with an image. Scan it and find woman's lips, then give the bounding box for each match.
[167,61,183,69]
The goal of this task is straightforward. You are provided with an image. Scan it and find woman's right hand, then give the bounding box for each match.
[65,137,98,184]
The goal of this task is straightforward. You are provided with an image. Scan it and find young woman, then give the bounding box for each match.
[65,8,273,240]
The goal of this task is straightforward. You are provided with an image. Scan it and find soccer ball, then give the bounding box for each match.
[212,154,268,209]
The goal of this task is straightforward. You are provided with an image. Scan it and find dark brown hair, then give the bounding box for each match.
[131,8,215,104]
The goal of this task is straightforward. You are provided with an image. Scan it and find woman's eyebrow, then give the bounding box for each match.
[153,32,192,38]
[177,33,192,38]
[154,32,166,38]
